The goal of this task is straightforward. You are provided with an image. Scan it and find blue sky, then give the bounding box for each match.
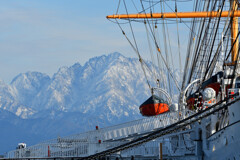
[0,0,134,83]
[0,0,191,83]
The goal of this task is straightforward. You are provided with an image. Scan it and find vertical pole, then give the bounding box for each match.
[48,145,51,157]
[231,0,239,63]
[160,143,163,160]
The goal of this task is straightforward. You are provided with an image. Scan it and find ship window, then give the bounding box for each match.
[215,121,219,132]
[235,77,240,88]
[236,83,240,88]
[206,124,211,138]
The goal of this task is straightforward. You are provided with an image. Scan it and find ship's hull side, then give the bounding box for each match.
[205,101,240,160]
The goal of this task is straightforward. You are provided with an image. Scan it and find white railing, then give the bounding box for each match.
[7,109,194,158]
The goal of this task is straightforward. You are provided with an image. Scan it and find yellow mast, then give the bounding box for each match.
[231,0,239,63]
[107,11,240,19]
[107,2,240,64]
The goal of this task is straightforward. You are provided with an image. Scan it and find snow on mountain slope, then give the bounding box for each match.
[0,52,179,154]
[11,72,50,107]
[27,53,152,122]
[0,52,171,120]
[0,79,35,119]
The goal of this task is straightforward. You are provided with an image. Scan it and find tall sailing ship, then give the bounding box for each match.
[5,0,240,159]
[106,0,240,159]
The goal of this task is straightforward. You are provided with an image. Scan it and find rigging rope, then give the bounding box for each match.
[202,0,225,81]
[160,1,173,97]
[175,0,183,73]
[144,21,160,86]
[82,95,240,159]
[115,19,152,92]
[140,0,181,92]
[116,0,121,14]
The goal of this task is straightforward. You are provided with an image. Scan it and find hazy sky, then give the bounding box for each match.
[0,0,191,83]
[0,0,134,83]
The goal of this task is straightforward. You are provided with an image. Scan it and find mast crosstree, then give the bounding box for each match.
[107,0,240,64]
[107,10,240,19]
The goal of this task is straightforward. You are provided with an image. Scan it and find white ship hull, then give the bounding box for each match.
[205,101,240,160]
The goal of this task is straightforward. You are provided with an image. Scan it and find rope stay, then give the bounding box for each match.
[82,95,240,159]
[100,0,240,159]
[109,0,240,112]
[113,0,182,99]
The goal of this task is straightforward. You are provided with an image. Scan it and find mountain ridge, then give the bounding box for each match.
[0,52,158,154]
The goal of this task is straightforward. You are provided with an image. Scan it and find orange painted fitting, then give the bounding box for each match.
[107,10,240,19]
[231,0,239,62]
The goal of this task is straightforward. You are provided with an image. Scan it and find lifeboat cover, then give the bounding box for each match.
[139,95,169,116]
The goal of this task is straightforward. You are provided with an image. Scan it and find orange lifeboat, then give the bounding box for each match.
[139,95,169,116]
[186,72,224,110]
[186,92,203,110]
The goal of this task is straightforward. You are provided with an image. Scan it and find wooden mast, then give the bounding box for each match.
[107,4,240,64]
[107,11,240,19]
[231,0,239,63]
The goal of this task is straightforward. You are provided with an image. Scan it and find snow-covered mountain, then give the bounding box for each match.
[2,52,176,154]
[3,53,153,120]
